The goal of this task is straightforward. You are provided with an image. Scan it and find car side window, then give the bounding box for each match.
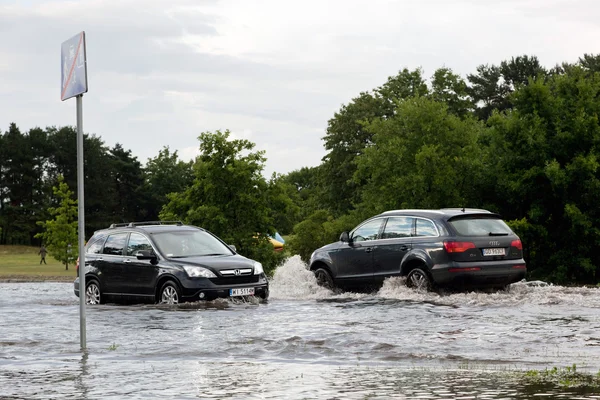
[127,233,153,256]
[86,235,107,254]
[381,217,413,239]
[351,219,383,242]
[415,219,438,237]
[102,233,128,256]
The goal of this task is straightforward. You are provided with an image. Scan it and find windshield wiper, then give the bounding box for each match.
[488,232,509,236]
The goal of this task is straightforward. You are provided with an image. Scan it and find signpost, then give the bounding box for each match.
[61,31,88,349]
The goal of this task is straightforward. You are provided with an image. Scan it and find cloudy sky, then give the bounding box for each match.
[1,0,599,176]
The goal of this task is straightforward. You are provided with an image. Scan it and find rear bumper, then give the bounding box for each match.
[431,259,526,288]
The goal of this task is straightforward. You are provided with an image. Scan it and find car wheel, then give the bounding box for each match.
[314,268,334,290]
[85,280,102,305]
[406,268,432,291]
[159,281,180,305]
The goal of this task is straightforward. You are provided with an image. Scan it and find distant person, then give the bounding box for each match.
[39,245,47,265]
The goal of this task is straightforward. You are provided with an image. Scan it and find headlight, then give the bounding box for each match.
[183,266,217,278]
[253,261,264,275]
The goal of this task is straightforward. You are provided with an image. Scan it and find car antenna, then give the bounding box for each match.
[461,207,465,212]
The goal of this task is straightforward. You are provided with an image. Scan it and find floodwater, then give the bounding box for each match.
[1,256,600,399]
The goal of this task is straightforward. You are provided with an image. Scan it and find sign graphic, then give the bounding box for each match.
[61,31,88,101]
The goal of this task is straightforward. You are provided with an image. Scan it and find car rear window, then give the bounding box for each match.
[449,217,512,237]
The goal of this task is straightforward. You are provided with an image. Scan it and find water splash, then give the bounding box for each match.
[270,255,600,307]
[268,255,333,300]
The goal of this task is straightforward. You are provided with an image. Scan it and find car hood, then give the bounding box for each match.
[166,254,256,271]
[315,241,343,252]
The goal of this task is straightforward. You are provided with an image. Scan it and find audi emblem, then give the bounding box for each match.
[489,241,500,246]
[234,269,241,276]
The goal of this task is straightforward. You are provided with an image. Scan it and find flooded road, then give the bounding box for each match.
[1,256,600,399]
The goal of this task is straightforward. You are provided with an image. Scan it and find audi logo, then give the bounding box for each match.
[489,241,500,246]
[234,269,241,276]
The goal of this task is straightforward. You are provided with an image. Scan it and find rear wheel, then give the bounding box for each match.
[158,281,180,304]
[85,280,102,305]
[406,268,432,291]
[314,268,334,290]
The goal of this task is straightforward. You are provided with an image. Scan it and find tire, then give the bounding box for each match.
[406,268,432,292]
[158,281,181,305]
[85,280,102,305]
[314,268,335,290]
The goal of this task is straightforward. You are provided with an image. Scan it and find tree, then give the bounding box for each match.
[320,68,429,215]
[430,67,473,117]
[467,64,510,120]
[47,126,117,234]
[35,176,78,270]
[354,97,485,215]
[160,130,284,273]
[109,143,146,222]
[486,66,600,283]
[1,123,38,244]
[143,146,193,221]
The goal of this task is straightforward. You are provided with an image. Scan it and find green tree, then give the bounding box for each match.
[35,176,78,270]
[109,143,146,222]
[160,130,284,273]
[321,68,429,215]
[430,67,473,117]
[143,146,194,221]
[486,67,600,283]
[354,97,485,214]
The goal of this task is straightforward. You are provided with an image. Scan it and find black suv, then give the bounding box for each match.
[74,221,269,304]
[309,209,526,291]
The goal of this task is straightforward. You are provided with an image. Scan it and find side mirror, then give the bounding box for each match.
[228,244,237,253]
[136,249,158,264]
[339,231,351,243]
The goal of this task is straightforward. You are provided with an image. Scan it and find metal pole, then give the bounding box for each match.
[76,94,86,349]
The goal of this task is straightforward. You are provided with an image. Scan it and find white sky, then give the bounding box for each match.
[1,0,599,176]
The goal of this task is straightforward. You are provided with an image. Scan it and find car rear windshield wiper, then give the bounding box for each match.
[488,232,509,236]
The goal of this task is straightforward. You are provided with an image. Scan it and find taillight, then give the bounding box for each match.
[443,241,476,253]
[511,240,523,250]
[76,257,80,273]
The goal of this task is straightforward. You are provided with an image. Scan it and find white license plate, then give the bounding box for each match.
[483,248,505,256]
[230,288,255,297]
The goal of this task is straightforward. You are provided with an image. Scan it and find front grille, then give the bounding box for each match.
[209,275,260,286]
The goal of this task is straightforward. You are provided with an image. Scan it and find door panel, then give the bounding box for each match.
[122,233,159,297]
[333,218,384,288]
[373,217,414,282]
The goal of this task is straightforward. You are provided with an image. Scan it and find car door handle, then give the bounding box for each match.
[399,245,409,251]
[123,259,131,264]
[365,247,373,253]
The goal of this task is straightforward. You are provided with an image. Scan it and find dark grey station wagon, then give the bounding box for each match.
[309,209,527,291]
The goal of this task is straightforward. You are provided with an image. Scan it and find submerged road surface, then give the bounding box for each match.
[1,256,600,399]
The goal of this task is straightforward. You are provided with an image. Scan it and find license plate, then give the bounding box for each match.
[230,288,255,297]
[483,248,505,256]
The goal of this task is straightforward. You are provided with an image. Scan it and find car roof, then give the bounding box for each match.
[378,208,499,220]
[92,221,202,236]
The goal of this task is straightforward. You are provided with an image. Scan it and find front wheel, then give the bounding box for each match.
[85,280,102,305]
[406,268,432,291]
[314,268,334,290]
[158,281,181,305]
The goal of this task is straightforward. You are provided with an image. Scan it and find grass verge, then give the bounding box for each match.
[0,245,77,282]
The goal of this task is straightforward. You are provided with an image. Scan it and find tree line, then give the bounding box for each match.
[2,53,600,282]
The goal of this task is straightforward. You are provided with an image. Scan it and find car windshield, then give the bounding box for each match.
[449,217,513,237]
[152,230,233,258]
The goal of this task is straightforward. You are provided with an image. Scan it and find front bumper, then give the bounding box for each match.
[176,273,270,301]
[73,275,270,301]
[431,259,526,288]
